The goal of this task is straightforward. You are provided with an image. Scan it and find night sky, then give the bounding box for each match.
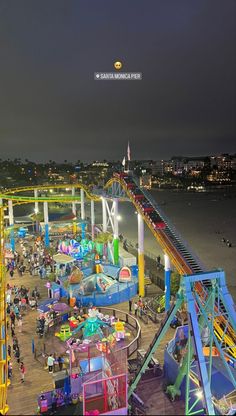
[0,0,235,162]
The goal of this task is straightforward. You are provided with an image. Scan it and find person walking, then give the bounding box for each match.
[51,390,57,414]
[134,302,138,317]
[11,323,15,338]
[47,354,55,373]
[58,356,64,371]
[19,361,26,383]
[8,362,13,380]
[10,311,15,325]
[8,344,11,358]
[128,299,132,313]
[12,337,18,354]
[15,345,20,364]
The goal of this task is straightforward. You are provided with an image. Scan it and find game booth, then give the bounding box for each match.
[37,336,128,415]
[69,338,128,415]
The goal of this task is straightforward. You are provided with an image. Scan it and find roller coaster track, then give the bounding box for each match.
[2,183,101,202]
[105,175,236,359]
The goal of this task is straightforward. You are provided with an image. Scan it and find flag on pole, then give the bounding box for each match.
[122,156,126,167]
[127,141,131,161]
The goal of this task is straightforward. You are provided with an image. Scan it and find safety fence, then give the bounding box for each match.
[60,280,138,307]
[34,306,142,365]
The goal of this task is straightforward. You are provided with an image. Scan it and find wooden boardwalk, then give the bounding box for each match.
[7,272,55,415]
[6,271,180,415]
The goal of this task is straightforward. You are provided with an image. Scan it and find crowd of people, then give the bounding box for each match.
[7,237,55,280]
[6,283,28,383]
[129,296,148,318]
[5,238,49,385]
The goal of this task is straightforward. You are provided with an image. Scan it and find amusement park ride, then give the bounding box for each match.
[0,173,236,415]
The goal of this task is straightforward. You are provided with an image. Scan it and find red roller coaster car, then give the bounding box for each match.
[148,212,166,230]
[141,202,154,213]
[126,182,135,189]
[154,221,166,230]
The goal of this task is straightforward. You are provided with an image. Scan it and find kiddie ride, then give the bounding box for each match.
[55,308,129,345]
[58,238,95,262]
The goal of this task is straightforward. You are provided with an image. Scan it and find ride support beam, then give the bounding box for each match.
[138,213,145,297]
[71,187,76,217]
[43,201,49,248]
[113,198,119,265]
[80,188,85,220]
[164,253,171,311]
[91,199,95,240]
[102,198,107,233]
[34,189,39,214]
[71,187,77,234]
[8,200,15,252]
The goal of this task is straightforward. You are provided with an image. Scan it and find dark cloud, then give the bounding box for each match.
[0,0,235,161]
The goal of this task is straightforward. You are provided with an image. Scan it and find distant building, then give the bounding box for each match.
[163,160,174,174]
[184,159,205,172]
[210,154,232,170]
[207,170,231,182]
[151,161,165,176]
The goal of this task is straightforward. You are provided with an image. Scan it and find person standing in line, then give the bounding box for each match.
[10,311,15,326]
[51,390,57,414]
[134,302,138,317]
[19,361,26,383]
[47,354,55,373]
[8,344,11,358]
[8,362,13,380]
[58,356,64,371]
[129,299,132,313]
[12,337,18,354]
[11,323,15,338]
[15,346,20,364]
